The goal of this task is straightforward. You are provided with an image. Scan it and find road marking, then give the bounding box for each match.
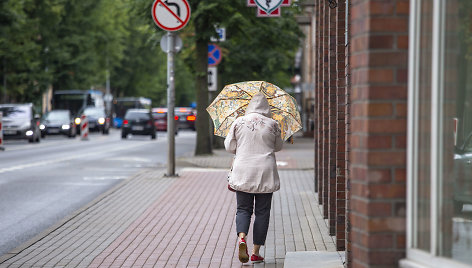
[108,157,153,162]
[180,167,227,172]
[83,176,127,181]
[0,141,156,174]
[277,161,288,166]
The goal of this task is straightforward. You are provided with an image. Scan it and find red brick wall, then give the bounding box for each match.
[313,0,349,253]
[313,1,319,195]
[316,0,324,206]
[349,0,409,267]
[322,0,330,218]
[345,0,352,264]
[336,0,347,251]
[328,2,338,236]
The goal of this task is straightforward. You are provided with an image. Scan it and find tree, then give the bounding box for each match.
[0,0,44,103]
[185,1,302,155]
[52,0,129,91]
[187,1,247,155]
[220,7,302,88]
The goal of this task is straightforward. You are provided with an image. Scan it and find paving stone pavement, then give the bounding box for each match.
[0,137,342,268]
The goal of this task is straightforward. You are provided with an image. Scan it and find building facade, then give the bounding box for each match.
[301,0,472,267]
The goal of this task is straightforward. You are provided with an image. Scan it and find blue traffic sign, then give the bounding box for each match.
[208,44,222,66]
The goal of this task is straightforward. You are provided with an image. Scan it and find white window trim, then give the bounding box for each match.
[406,0,420,251]
[401,249,472,268]
[429,0,444,256]
[403,0,472,267]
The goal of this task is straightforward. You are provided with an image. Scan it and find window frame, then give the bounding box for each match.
[404,0,472,267]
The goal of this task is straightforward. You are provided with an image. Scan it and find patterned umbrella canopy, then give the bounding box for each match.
[206,81,302,141]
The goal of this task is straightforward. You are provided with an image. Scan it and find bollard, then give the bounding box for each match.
[0,112,4,150]
[80,114,89,141]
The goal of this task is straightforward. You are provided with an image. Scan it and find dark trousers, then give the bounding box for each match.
[236,191,273,245]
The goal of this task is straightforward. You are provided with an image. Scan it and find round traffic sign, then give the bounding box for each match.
[160,34,183,52]
[152,0,191,32]
[208,44,222,66]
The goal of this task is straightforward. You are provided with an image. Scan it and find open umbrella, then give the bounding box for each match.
[206,81,302,141]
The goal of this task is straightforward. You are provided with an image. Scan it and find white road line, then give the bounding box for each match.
[83,176,127,181]
[0,141,157,174]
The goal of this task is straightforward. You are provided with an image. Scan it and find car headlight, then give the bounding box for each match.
[25,130,34,136]
[75,118,81,125]
[39,124,45,130]
[62,124,70,130]
[98,117,105,125]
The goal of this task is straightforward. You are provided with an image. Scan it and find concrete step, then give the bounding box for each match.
[284,251,345,268]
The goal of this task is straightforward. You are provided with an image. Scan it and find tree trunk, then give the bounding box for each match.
[194,34,212,155]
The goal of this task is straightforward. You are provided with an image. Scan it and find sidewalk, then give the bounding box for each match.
[0,136,344,268]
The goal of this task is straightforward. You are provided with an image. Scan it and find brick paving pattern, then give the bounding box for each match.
[0,170,172,268]
[0,137,341,268]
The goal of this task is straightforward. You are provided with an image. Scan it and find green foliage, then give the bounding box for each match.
[181,0,303,155]
[0,0,42,103]
[220,7,302,88]
[182,1,302,88]
[53,0,129,91]
[0,0,302,112]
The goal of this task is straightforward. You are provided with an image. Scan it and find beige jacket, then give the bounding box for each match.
[224,92,283,193]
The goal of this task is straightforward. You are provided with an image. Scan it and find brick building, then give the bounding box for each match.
[298,0,472,267]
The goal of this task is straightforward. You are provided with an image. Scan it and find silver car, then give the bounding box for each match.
[0,103,41,143]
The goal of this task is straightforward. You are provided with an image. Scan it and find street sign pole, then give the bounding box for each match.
[152,0,190,177]
[166,31,176,176]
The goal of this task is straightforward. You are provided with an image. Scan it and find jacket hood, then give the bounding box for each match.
[245,92,271,118]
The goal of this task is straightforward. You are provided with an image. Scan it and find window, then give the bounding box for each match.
[407,0,472,267]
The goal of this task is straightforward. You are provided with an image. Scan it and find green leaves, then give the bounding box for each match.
[0,0,302,112]
[186,0,303,154]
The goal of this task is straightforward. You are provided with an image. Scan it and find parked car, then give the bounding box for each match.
[121,109,156,139]
[0,103,41,143]
[175,107,196,131]
[81,107,110,134]
[40,110,77,138]
[454,132,472,213]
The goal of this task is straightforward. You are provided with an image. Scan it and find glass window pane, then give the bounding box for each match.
[440,0,472,264]
[415,0,433,251]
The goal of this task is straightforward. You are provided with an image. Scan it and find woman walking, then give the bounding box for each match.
[224,92,283,264]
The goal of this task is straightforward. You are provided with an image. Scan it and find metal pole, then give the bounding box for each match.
[3,58,6,103]
[166,31,176,176]
[105,57,111,117]
[106,68,111,115]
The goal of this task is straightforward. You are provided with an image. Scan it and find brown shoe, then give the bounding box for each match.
[238,238,249,263]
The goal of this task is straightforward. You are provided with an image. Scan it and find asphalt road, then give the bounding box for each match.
[0,129,196,256]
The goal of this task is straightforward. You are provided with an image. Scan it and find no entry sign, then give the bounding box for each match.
[152,0,191,31]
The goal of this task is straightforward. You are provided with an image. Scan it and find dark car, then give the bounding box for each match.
[0,103,41,143]
[121,109,156,139]
[40,110,77,138]
[79,107,110,134]
[454,132,472,213]
[151,108,179,135]
[175,107,196,131]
